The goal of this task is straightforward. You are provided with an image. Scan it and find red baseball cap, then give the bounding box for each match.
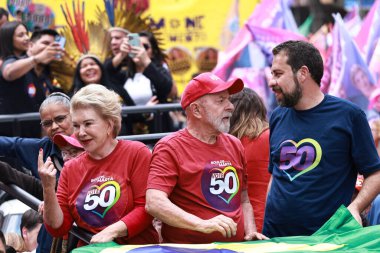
[180,72,244,109]
[53,134,83,149]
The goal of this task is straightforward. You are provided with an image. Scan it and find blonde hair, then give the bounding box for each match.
[71,84,122,138]
[229,88,269,139]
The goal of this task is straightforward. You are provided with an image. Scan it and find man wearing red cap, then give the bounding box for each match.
[146,72,267,243]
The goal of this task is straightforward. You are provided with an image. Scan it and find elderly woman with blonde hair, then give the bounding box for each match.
[229,87,270,233]
[39,84,158,247]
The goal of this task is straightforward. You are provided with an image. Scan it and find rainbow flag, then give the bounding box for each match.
[73,206,380,252]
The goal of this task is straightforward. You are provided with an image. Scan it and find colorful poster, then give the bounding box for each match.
[22,3,55,30]
[145,0,259,94]
[329,14,377,111]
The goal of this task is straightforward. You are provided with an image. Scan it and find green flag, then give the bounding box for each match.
[73,206,380,252]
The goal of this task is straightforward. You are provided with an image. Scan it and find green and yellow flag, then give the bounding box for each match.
[73,206,380,252]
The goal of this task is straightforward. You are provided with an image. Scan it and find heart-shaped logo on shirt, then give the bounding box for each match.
[90,181,121,218]
[279,138,322,181]
[210,166,240,204]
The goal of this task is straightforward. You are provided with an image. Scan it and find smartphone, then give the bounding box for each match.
[55,36,66,59]
[128,33,140,58]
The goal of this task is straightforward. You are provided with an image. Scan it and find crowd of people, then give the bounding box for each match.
[0,5,380,253]
[0,6,178,139]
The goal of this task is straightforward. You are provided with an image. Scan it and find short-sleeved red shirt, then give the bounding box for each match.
[148,129,247,243]
[46,140,158,245]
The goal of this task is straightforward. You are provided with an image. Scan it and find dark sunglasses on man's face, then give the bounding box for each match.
[143,43,150,50]
[40,114,69,128]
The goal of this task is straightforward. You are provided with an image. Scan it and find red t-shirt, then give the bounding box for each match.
[148,129,247,243]
[45,140,158,245]
[240,129,270,233]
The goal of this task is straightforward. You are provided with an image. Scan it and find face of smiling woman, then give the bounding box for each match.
[72,107,116,159]
[79,57,102,85]
[12,24,29,55]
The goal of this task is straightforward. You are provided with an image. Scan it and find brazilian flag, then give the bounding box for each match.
[73,206,380,252]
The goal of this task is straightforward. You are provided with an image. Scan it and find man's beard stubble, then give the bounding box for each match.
[277,75,302,108]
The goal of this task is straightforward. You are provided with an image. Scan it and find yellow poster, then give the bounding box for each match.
[0,0,259,94]
[145,0,259,93]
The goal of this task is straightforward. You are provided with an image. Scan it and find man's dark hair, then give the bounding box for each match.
[30,29,58,42]
[0,8,9,19]
[20,209,42,239]
[272,40,324,86]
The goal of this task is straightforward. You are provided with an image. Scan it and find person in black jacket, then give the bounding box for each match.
[0,24,64,137]
[104,30,174,134]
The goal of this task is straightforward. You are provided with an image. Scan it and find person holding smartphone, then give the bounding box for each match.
[104,30,174,135]
[0,25,65,137]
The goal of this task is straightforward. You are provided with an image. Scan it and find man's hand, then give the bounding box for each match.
[347,204,363,225]
[118,37,129,58]
[34,42,64,64]
[198,214,237,238]
[129,45,151,68]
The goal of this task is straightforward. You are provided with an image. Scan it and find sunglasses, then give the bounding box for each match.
[143,43,151,50]
[40,113,70,128]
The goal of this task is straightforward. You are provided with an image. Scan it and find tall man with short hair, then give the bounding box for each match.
[263,40,380,237]
[146,72,267,243]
